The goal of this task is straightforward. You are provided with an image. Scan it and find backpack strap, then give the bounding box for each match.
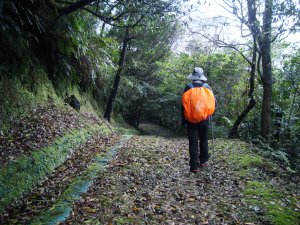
[188,83,194,88]
[188,82,204,89]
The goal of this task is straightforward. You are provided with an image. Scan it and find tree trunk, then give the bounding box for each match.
[228,99,256,138]
[246,0,273,141]
[135,98,144,127]
[260,0,273,140]
[136,107,142,127]
[104,28,129,121]
[228,40,257,138]
[248,41,257,98]
[261,78,272,139]
[274,111,283,141]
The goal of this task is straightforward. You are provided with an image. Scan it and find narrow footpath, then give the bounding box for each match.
[0,118,299,224]
[60,134,299,224]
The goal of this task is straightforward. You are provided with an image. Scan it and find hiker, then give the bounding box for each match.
[182,67,215,173]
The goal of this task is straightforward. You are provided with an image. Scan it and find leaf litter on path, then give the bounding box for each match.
[2,112,298,225]
[0,103,105,166]
[0,125,120,224]
[62,136,265,225]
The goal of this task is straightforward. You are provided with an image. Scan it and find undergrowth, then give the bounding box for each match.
[216,139,299,224]
[243,181,300,225]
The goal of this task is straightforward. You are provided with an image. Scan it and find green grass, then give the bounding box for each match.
[243,181,300,225]
[237,155,264,169]
[215,139,299,224]
[229,152,266,177]
[228,146,281,178]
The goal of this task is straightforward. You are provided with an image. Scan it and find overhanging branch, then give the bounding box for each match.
[57,0,96,18]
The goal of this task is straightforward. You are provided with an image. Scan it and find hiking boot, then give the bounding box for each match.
[190,167,199,173]
[199,162,208,168]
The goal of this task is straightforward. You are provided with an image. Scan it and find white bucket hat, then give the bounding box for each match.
[187,67,207,81]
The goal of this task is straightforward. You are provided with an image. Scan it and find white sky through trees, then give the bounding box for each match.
[174,0,300,53]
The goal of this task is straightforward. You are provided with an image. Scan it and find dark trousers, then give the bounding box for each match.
[187,120,209,170]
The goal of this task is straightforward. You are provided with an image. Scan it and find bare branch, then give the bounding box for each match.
[270,23,286,43]
[187,25,253,65]
[215,41,252,65]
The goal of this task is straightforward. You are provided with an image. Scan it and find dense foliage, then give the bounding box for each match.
[137,51,249,134]
[0,0,180,127]
[0,0,299,168]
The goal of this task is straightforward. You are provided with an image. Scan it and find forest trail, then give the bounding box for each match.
[60,135,299,225]
[0,108,299,224]
[138,123,179,138]
[1,0,300,223]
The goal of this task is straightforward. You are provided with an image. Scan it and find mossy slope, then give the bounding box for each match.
[244,181,300,225]
[0,124,110,213]
[216,139,300,224]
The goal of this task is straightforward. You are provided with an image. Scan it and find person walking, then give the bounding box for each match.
[182,67,215,173]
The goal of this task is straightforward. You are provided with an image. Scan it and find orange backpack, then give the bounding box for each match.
[182,83,215,123]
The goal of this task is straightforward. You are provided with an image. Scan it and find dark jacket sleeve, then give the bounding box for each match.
[181,105,186,126]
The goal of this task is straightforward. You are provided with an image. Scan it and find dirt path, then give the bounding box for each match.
[138,123,179,138]
[61,136,263,224]
[1,118,299,224]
